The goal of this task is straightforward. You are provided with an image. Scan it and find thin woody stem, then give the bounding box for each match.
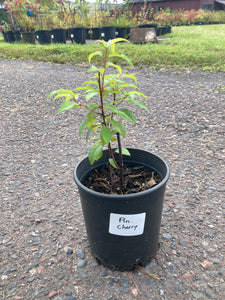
[116,132,124,189]
[97,47,120,182]
[98,72,107,126]
[117,94,129,107]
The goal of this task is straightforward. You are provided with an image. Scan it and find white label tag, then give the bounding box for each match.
[101,32,105,37]
[109,213,146,236]
[70,34,74,38]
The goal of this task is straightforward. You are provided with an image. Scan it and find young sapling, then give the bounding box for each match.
[47,38,151,193]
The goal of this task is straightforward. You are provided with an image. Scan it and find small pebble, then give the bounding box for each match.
[66,248,73,255]
[121,279,129,288]
[77,270,88,279]
[81,233,88,240]
[162,233,172,240]
[77,259,87,268]
[75,249,85,259]
[205,289,213,299]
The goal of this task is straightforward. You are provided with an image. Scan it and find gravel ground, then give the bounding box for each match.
[0,57,225,300]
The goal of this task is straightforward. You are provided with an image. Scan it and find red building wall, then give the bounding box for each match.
[153,0,214,11]
[131,0,215,12]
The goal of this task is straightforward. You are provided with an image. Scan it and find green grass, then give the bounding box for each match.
[0,25,225,71]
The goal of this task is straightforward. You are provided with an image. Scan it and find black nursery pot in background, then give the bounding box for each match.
[101,26,116,42]
[69,27,86,44]
[4,30,15,43]
[13,30,21,42]
[21,32,35,44]
[50,29,66,44]
[89,27,101,40]
[2,31,9,42]
[116,27,130,39]
[138,24,158,30]
[35,30,51,44]
[74,148,170,271]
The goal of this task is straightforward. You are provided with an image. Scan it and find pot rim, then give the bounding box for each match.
[74,148,170,199]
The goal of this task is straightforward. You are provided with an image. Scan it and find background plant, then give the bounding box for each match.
[47,38,149,191]
[154,8,225,26]
[4,0,40,30]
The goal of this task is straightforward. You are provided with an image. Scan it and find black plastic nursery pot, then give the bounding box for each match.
[13,30,21,41]
[89,27,101,40]
[35,30,51,44]
[138,24,158,30]
[2,31,9,42]
[101,26,116,42]
[50,29,66,44]
[21,32,35,44]
[116,27,130,39]
[167,25,172,34]
[69,27,86,44]
[74,148,170,271]
[4,30,15,43]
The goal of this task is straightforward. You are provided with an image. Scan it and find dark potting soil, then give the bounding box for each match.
[84,164,162,194]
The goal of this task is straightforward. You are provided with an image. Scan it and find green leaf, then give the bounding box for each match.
[111,42,115,54]
[108,38,129,54]
[57,101,80,113]
[108,53,123,60]
[46,89,72,101]
[102,90,109,99]
[122,74,137,83]
[96,39,107,47]
[111,38,129,45]
[109,158,118,169]
[106,62,122,75]
[129,90,147,100]
[82,80,98,86]
[87,103,98,117]
[100,126,113,146]
[105,103,118,114]
[88,51,103,64]
[115,148,130,156]
[107,89,121,95]
[46,90,58,101]
[90,135,101,140]
[108,53,133,67]
[86,91,98,101]
[86,124,100,141]
[109,119,126,138]
[98,68,105,75]
[117,108,136,125]
[126,98,150,113]
[79,117,89,137]
[135,101,150,113]
[52,93,74,102]
[118,83,137,89]
[87,118,96,128]
[88,143,103,165]
[86,126,93,141]
[88,65,99,73]
[47,89,77,102]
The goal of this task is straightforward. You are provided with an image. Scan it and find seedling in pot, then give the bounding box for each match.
[47,38,154,193]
